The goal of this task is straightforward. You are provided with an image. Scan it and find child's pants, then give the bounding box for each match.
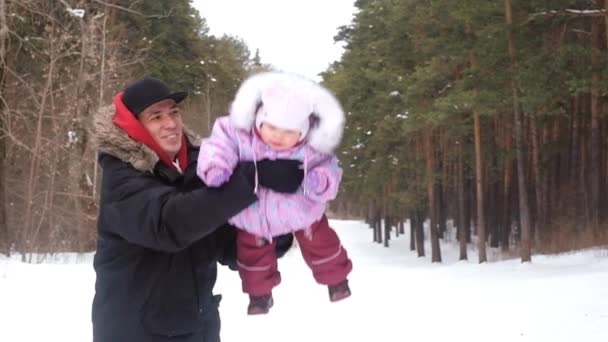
[236,215,353,296]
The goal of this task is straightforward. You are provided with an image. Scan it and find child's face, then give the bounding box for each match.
[258,122,301,151]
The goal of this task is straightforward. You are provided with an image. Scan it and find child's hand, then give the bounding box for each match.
[307,170,328,194]
[205,168,231,187]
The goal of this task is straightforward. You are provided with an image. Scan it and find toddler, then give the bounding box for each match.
[197,71,353,315]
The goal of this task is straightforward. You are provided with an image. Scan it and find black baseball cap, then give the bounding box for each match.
[121,77,188,116]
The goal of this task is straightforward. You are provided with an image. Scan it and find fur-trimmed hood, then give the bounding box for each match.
[229,71,345,154]
[91,103,199,173]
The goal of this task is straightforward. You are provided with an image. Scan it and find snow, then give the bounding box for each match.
[66,8,85,19]
[1,219,607,342]
[565,9,604,15]
[66,130,78,146]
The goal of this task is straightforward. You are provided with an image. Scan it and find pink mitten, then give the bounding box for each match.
[205,168,231,187]
[307,170,328,194]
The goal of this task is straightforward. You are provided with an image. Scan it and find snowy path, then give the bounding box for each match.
[1,219,607,342]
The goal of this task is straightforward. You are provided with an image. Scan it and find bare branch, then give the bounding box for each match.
[3,65,42,107]
[14,1,64,27]
[0,126,54,165]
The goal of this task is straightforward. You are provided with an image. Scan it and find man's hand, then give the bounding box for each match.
[257,159,304,193]
[232,162,257,191]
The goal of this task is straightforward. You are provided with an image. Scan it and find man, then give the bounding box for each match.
[91,77,301,342]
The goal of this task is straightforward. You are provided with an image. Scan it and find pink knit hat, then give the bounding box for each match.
[254,81,313,140]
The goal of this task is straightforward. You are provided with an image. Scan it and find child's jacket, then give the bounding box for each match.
[197,116,342,239]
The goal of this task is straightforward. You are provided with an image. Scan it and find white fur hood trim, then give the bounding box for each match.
[229,71,345,154]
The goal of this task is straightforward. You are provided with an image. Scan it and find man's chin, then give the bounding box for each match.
[162,145,182,158]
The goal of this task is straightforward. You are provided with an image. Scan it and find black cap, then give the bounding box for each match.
[122,77,188,116]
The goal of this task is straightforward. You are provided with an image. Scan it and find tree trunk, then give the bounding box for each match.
[473,109,487,263]
[571,96,584,219]
[464,176,472,243]
[0,108,6,255]
[70,15,98,252]
[415,210,425,257]
[375,208,382,244]
[604,0,608,55]
[93,10,109,199]
[544,121,555,224]
[589,15,601,226]
[372,208,382,243]
[530,115,542,242]
[580,116,590,223]
[425,129,441,262]
[395,218,400,238]
[490,120,501,248]
[383,213,390,248]
[409,218,416,251]
[570,97,580,181]
[0,0,8,255]
[505,0,532,262]
[490,175,501,248]
[501,125,513,251]
[437,138,447,239]
[469,48,487,263]
[457,141,468,260]
[437,182,447,239]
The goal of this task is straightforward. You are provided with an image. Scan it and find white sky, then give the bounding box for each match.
[191,0,357,81]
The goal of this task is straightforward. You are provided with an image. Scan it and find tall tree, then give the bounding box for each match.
[504,0,532,262]
[0,0,8,255]
[425,128,442,262]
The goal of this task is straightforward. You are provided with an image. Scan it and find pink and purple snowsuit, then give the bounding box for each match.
[197,116,352,295]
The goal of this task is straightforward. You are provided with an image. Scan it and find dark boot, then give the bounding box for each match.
[247,294,274,315]
[328,279,351,302]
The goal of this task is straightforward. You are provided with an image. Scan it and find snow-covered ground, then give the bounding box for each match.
[1,220,607,342]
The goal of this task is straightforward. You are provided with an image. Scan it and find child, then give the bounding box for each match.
[197,71,353,315]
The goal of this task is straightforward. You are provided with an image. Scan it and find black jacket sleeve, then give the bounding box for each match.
[212,225,239,270]
[213,226,295,271]
[98,155,257,252]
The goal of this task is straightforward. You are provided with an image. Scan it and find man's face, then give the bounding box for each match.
[138,99,183,159]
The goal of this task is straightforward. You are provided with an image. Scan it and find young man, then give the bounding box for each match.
[91,77,301,342]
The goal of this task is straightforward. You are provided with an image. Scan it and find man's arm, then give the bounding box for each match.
[98,155,257,252]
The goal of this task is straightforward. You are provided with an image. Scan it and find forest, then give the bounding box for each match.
[1,0,607,263]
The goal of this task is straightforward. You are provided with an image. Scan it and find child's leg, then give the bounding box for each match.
[294,215,352,286]
[236,230,281,296]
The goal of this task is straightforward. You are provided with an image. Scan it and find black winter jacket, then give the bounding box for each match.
[91,106,292,342]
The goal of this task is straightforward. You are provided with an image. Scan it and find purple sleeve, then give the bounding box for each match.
[303,154,343,203]
[196,117,240,186]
